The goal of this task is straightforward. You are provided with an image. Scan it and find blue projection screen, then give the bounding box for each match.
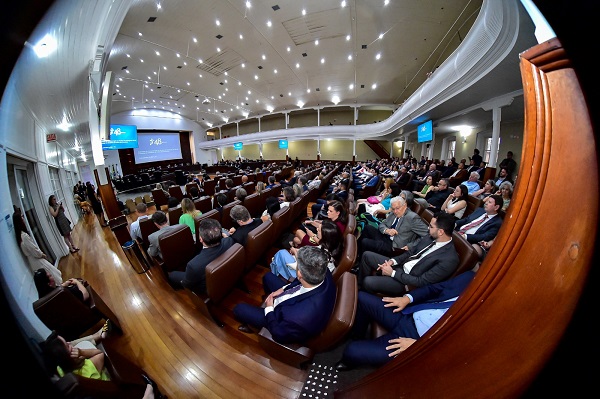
[417,120,433,143]
[233,142,243,150]
[278,139,288,149]
[102,124,138,150]
[134,132,183,164]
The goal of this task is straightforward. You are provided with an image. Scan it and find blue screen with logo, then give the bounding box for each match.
[234,142,243,150]
[102,124,138,150]
[278,139,288,149]
[417,120,433,143]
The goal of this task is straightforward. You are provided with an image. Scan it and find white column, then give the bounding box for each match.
[489,107,502,167]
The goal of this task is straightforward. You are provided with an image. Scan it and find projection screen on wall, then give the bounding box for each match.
[134,132,183,164]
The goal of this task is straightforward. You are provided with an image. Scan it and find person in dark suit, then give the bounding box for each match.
[414,178,452,212]
[440,159,457,178]
[470,148,483,168]
[233,246,336,344]
[448,161,469,187]
[454,194,503,244]
[335,270,476,370]
[395,166,411,189]
[359,211,459,297]
[227,204,262,246]
[169,218,233,292]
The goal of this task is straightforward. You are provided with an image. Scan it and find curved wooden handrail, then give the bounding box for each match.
[336,38,597,398]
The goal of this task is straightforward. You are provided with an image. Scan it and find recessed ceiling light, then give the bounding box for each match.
[215,19,220,26]
[348,55,352,60]
[239,34,243,40]
[349,84,354,89]
[315,39,319,45]
[376,53,381,60]
[262,54,266,60]
[287,46,290,52]
[302,9,306,16]
[372,83,377,89]
[346,35,350,41]
[267,20,272,27]
[155,51,160,56]
[321,58,325,64]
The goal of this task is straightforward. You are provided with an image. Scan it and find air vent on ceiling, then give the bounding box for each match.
[257,66,263,69]
[302,53,307,57]
[196,47,244,77]
[216,34,223,39]
[362,44,367,49]
[316,88,320,91]
[148,17,156,22]
[177,66,182,69]
[272,5,280,11]
[121,66,128,70]
[283,7,349,46]
[361,84,364,88]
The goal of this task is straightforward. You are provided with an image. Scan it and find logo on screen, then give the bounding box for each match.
[278,139,288,149]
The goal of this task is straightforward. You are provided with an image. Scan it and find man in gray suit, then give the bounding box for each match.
[147,210,181,260]
[358,196,429,258]
[358,211,459,297]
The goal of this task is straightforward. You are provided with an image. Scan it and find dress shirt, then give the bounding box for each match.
[264,280,323,315]
[411,297,458,336]
[390,239,452,276]
[461,213,496,235]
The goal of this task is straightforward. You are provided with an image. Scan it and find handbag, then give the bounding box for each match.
[367,195,381,204]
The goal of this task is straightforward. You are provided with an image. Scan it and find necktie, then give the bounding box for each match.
[402,300,456,314]
[273,283,301,299]
[459,215,488,233]
[407,242,435,260]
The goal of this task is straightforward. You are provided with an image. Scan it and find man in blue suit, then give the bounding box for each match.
[454,194,503,244]
[336,270,476,370]
[233,246,336,344]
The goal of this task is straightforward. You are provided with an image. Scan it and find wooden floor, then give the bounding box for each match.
[59,207,312,398]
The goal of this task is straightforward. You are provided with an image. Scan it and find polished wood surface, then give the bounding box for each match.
[60,208,308,398]
[335,38,597,398]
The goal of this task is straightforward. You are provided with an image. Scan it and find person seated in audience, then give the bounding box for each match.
[448,161,469,187]
[354,168,380,194]
[498,150,518,179]
[494,167,513,187]
[265,175,277,188]
[440,159,457,178]
[233,246,336,344]
[167,196,179,209]
[412,163,440,192]
[356,177,393,206]
[414,178,452,213]
[357,183,401,219]
[335,270,476,371]
[168,218,234,292]
[241,174,249,184]
[474,238,495,261]
[188,185,201,200]
[41,322,115,381]
[279,186,296,207]
[33,268,89,302]
[463,171,481,194]
[440,184,468,221]
[412,175,436,199]
[293,200,347,247]
[235,187,248,202]
[213,193,229,216]
[312,180,348,218]
[308,172,324,190]
[179,198,201,238]
[255,181,266,194]
[271,219,343,281]
[261,196,281,221]
[155,183,170,198]
[495,181,513,211]
[227,205,262,245]
[395,166,411,188]
[292,182,303,199]
[147,211,181,259]
[357,196,428,258]
[455,194,503,244]
[298,175,309,192]
[358,212,459,297]
[472,179,497,200]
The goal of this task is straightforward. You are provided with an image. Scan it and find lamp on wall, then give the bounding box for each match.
[455,125,473,143]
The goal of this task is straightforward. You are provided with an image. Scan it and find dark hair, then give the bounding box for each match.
[265,197,280,216]
[215,193,228,207]
[389,183,401,198]
[327,200,347,225]
[13,208,28,246]
[319,220,343,264]
[282,186,295,202]
[455,184,469,202]
[41,331,77,374]
[167,196,179,209]
[48,195,56,206]
[489,194,504,209]
[432,211,455,235]
[189,186,200,198]
[33,268,54,298]
[198,218,223,247]
[151,210,168,225]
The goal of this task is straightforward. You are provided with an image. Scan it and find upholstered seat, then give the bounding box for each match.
[333,233,358,282]
[157,224,197,279]
[183,243,246,327]
[33,283,122,342]
[244,219,273,272]
[257,272,358,368]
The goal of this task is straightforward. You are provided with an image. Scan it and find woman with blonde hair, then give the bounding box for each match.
[179,198,201,237]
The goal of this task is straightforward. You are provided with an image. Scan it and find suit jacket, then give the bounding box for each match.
[425,188,451,210]
[396,171,411,187]
[454,208,502,243]
[265,271,336,344]
[390,236,460,288]
[230,218,263,246]
[183,237,234,294]
[147,224,183,258]
[378,209,429,251]
[449,169,469,186]
[404,270,476,311]
[441,165,457,178]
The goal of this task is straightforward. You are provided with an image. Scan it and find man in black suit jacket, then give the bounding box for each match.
[455,194,503,244]
[169,218,233,292]
[414,178,451,212]
[440,160,457,178]
[359,212,460,296]
[227,204,262,246]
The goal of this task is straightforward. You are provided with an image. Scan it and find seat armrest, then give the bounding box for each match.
[257,327,313,368]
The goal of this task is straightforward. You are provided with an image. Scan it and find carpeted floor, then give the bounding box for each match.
[301,338,377,398]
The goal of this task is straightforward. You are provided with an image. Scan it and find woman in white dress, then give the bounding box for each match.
[13,208,63,284]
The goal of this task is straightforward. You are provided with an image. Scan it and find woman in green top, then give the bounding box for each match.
[412,175,435,199]
[179,198,201,237]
